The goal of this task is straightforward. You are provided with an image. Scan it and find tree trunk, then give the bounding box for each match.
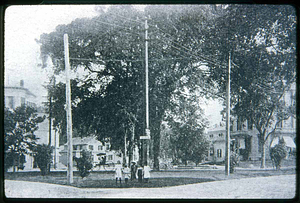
[152,121,161,171]
[12,153,17,173]
[260,142,266,168]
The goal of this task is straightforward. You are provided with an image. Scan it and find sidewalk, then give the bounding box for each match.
[5,175,296,199]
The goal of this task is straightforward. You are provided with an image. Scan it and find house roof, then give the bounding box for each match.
[5,86,36,97]
[71,136,102,145]
[270,136,296,148]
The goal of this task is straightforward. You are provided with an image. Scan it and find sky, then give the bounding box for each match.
[4,5,223,127]
[5,5,99,103]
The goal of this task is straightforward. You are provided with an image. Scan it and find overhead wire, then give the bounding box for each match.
[70,12,234,71]
[105,11,225,67]
[92,18,144,38]
[69,56,196,63]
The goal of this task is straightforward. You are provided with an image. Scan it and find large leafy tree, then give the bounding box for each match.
[37,5,217,170]
[165,88,209,165]
[205,5,296,168]
[4,106,45,172]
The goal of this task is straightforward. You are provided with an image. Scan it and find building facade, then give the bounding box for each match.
[5,80,37,110]
[206,83,296,162]
[59,136,123,170]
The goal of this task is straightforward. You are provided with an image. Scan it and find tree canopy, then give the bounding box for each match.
[37,5,296,169]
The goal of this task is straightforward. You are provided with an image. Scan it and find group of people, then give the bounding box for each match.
[114,161,151,184]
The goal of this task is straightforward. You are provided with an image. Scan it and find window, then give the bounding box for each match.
[217,149,222,158]
[209,147,214,156]
[219,133,223,137]
[108,155,113,160]
[7,96,14,109]
[73,145,78,150]
[105,144,110,150]
[209,134,214,138]
[21,97,26,106]
[89,145,94,150]
[98,145,103,151]
[277,120,283,128]
[33,156,38,168]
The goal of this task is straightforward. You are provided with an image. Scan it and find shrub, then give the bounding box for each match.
[230,151,239,173]
[270,137,287,170]
[34,144,53,175]
[74,150,93,178]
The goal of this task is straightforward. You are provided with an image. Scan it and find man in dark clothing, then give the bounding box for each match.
[130,162,137,181]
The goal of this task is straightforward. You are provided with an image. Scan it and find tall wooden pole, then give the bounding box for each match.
[48,79,52,173]
[145,18,149,131]
[144,18,150,166]
[225,53,231,176]
[64,34,73,184]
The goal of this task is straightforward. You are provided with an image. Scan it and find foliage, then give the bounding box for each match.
[34,144,53,175]
[270,138,287,170]
[206,5,296,168]
[37,5,296,170]
[74,150,94,178]
[37,5,216,170]
[230,151,239,173]
[4,106,45,172]
[167,95,209,165]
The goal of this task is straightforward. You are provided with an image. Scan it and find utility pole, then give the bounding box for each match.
[140,17,150,166]
[225,53,231,176]
[124,130,127,165]
[48,76,55,172]
[64,34,73,184]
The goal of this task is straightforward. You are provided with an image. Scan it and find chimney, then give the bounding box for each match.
[20,80,24,87]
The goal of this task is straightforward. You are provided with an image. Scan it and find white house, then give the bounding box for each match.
[58,136,123,170]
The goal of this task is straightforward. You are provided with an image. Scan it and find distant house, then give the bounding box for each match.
[4,79,56,171]
[205,125,226,163]
[206,83,296,162]
[59,136,123,169]
[5,79,37,110]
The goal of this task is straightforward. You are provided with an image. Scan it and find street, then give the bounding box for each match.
[5,174,296,199]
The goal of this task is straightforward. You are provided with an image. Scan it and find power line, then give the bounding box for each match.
[93,12,224,67]
[93,18,143,38]
[110,12,145,25]
[147,19,227,66]
[69,56,195,63]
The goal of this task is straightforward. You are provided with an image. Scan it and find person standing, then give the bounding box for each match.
[123,164,130,184]
[130,162,137,181]
[137,165,143,183]
[114,161,123,185]
[143,165,151,183]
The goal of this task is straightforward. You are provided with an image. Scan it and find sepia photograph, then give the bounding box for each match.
[3,4,296,199]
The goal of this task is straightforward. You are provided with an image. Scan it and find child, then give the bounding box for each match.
[123,164,130,184]
[143,165,151,183]
[114,161,123,185]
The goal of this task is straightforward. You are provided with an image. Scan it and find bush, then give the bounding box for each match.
[74,150,93,178]
[230,151,239,173]
[34,144,53,175]
[270,137,287,170]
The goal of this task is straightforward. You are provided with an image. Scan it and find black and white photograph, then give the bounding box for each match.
[3,4,296,199]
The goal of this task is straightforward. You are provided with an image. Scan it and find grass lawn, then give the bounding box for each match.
[5,167,295,189]
[4,172,214,188]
